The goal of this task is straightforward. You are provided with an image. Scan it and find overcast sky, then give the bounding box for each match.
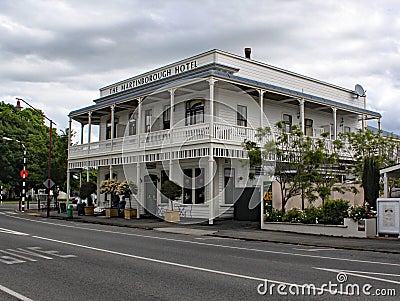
[0,0,399,134]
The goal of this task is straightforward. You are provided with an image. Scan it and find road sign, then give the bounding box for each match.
[43,179,55,189]
[20,170,29,178]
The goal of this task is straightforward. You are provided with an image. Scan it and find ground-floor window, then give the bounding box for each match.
[183,168,204,204]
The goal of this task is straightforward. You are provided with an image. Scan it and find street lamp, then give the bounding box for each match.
[16,98,56,218]
[2,136,27,212]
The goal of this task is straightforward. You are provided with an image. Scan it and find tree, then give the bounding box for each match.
[343,128,400,209]
[79,182,97,206]
[362,157,380,209]
[160,180,182,210]
[100,179,120,208]
[0,101,69,197]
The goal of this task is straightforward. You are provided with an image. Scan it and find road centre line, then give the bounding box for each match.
[314,267,400,285]
[0,284,34,301]
[4,214,400,268]
[31,234,347,295]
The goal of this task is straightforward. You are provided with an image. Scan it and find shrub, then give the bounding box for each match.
[320,199,349,225]
[79,182,97,206]
[282,208,303,223]
[264,209,285,222]
[302,206,322,224]
[349,204,371,221]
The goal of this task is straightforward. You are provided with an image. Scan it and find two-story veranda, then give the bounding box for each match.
[67,49,381,223]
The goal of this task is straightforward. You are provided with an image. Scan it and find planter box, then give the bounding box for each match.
[262,218,377,237]
[84,206,95,216]
[124,208,137,219]
[164,210,180,222]
[105,208,119,218]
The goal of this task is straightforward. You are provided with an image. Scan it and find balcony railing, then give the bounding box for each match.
[69,122,352,159]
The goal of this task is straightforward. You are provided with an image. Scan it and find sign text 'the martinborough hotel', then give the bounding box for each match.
[105,60,199,96]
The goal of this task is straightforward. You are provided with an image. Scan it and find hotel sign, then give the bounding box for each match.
[101,60,199,96]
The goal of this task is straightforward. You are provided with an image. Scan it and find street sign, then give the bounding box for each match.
[20,170,29,178]
[43,179,55,189]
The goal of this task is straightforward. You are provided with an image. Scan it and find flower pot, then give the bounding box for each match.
[164,210,180,222]
[84,206,95,216]
[124,208,137,219]
[105,208,119,218]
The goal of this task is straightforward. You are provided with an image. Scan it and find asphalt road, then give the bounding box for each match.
[0,207,399,300]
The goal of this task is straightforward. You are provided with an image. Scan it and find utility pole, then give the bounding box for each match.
[16,98,56,217]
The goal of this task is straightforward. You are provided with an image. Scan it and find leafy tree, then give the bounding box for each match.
[0,101,69,198]
[342,128,400,209]
[160,180,182,210]
[79,182,97,206]
[362,157,380,209]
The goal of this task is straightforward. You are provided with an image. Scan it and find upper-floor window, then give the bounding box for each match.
[145,109,152,133]
[106,118,118,139]
[163,105,170,130]
[283,114,292,133]
[186,99,204,126]
[128,114,136,136]
[237,105,247,127]
[344,126,351,133]
[305,118,313,136]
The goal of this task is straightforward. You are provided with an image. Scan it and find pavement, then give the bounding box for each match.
[20,207,400,255]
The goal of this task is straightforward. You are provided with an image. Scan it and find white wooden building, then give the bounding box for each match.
[67,48,381,223]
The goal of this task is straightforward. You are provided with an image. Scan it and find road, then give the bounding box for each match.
[0,206,399,300]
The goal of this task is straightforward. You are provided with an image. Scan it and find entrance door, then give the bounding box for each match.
[224,168,235,204]
[144,175,158,216]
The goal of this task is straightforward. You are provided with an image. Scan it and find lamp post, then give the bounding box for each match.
[3,137,26,212]
[16,98,56,218]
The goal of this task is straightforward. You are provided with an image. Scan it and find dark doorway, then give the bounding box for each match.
[144,175,158,216]
[234,187,260,221]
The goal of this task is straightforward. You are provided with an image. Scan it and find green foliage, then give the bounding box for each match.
[160,180,182,211]
[160,180,182,201]
[302,206,323,224]
[0,101,69,195]
[319,199,350,225]
[348,204,371,221]
[79,182,97,206]
[264,209,285,222]
[362,157,380,210]
[100,179,120,194]
[282,208,303,223]
[117,180,137,196]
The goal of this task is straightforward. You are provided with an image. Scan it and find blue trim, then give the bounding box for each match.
[70,68,380,118]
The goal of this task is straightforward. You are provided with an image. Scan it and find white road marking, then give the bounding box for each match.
[314,267,400,285]
[294,248,337,252]
[0,284,34,301]
[31,235,348,295]
[3,214,400,268]
[0,227,29,236]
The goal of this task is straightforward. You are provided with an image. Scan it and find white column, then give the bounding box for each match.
[136,161,141,218]
[208,78,217,224]
[137,98,142,148]
[383,174,388,198]
[298,99,305,134]
[259,90,264,128]
[332,107,337,140]
[169,89,175,133]
[87,111,92,183]
[66,169,71,205]
[110,104,115,143]
[88,111,92,144]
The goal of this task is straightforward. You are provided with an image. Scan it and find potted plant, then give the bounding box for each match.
[160,180,182,222]
[100,179,120,217]
[79,182,97,216]
[118,180,138,219]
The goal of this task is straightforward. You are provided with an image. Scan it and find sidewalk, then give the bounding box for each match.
[27,209,400,254]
